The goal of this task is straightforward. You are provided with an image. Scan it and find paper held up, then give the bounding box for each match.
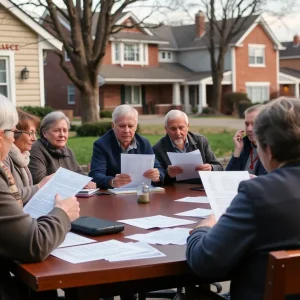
[167,149,203,181]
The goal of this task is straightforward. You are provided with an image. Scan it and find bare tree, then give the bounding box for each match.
[12,0,159,123]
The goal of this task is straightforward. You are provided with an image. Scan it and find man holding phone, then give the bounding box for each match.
[226,105,267,176]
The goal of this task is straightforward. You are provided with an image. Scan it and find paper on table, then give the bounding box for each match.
[108,186,165,195]
[117,215,196,229]
[175,208,212,218]
[174,196,209,203]
[57,232,96,248]
[24,168,92,219]
[167,149,203,181]
[121,153,155,187]
[199,171,250,220]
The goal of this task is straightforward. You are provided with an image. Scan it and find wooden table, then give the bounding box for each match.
[10,184,211,300]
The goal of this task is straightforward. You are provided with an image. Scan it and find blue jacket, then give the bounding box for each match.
[89,130,165,189]
[186,162,300,300]
[226,136,267,176]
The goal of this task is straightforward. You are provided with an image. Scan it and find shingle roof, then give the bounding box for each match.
[280,42,300,58]
[280,67,300,79]
[110,32,168,43]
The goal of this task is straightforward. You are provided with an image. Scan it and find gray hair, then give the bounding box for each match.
[112,105,138,123]
[244,104,264,116]
[40,111,70,137]
[254,97,300,162]
[0,95,18,130]
[164,110,188,127]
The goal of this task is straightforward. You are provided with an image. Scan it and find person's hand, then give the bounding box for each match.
[54,194,80,222]
[167,165,183,178]
[195,164,212,171]
[249,174,257,179]
[37,174,53,189]
[84,181,97,189]
[112,174,132,187]
[144,168,160,182]
[233,130,244,156]
[190,214,217,234]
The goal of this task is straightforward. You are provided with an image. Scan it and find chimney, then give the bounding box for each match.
[293,34,300,46]
[195,11,205,38]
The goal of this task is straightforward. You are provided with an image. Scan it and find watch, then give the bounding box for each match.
[111,178,115,188]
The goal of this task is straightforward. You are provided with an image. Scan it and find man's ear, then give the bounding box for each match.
[111,122,114,129]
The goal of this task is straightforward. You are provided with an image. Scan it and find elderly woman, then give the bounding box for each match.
[0,95,80,299]
[186,97,300,300]
[29,111,95,188]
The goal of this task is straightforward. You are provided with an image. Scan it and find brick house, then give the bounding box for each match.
[44,11,286,116]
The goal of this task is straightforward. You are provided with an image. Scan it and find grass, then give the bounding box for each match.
[67,126,235,165]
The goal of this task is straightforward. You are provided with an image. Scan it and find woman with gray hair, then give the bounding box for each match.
[0,95,80,299]
[187,97,300,299]
[29,111,96,188]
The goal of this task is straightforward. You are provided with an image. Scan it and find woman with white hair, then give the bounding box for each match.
[0,95,80,299]
[29,111,96,188]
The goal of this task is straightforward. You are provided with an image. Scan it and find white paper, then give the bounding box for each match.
[126,228,192,246]
[108,186,165,195]
[121,154,155,187]
[174,196,209,203]
[175,208,212,218]
[24,168,92,219]
[199,171,250,220]
[117,215,196,229]
[57,232,96,248]
[167,149,203,181]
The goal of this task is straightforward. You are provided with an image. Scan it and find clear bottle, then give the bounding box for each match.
[137,182,150,204]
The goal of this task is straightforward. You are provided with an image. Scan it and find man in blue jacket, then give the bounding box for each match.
[89,105,164,189]
[226,104,267,176]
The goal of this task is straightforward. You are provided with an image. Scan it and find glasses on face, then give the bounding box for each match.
[4,129,38,137]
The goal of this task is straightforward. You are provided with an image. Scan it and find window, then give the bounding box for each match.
[124,86,141,105]
[124,43,140,62]
[167,52,172,59]
[161,52,166,59]
[68,85,75,105]
[248,45,265,66]
[160,51,172,62]
[115,43,120,61]
[246,84,269,103]
[0,58,8,97]
[112,42,147,65]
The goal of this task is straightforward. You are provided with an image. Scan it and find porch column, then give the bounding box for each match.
[184,85,191,113]
[197,82,207,114]
[172,83,181,106]
[296,83,300,98]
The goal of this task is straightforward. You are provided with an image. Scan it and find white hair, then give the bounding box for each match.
[0,95,18,130]
[164,110,188,127]
[112,105,138,123]
[40,111,70,136]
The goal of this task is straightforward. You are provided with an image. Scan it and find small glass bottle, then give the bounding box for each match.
[137,182,150,204]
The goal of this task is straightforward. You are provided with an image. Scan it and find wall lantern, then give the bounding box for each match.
[21,66,29,80]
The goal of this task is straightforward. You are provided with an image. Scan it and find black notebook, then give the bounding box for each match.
[71,216,124,236]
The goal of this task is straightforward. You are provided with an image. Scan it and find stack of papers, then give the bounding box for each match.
[174,196,209,203]
[76,188,99,197]
[117,215,196,229]
[175,208,212,218]
[58,232,96,248]
[108,186,165,195]
[126,228,192,245]
[51,239,165,264]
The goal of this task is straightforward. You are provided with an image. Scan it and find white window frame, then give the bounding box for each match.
[248,44,265,67]
[245,82,270,103]
[67,84,75,105]
[124,85,142,106]
[159,51,173,62]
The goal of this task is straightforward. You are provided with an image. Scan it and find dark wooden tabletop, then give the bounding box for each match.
[11,184,209,297]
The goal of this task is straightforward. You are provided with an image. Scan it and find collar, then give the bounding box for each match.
[117,136,137,153]
[168,135,189,153]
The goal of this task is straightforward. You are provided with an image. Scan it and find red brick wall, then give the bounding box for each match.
[101,85,121,110]
[148,45,159,66]
[280,58,300,71]
[102,42,112,65]
[235,24,278,96]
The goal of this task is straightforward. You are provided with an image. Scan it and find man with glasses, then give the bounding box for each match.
[153,110,223,185]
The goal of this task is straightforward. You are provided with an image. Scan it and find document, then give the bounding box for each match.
[121,153,155,187]
[24,168,92,219]
[126,228,192,245]
[108,186,165,194]
[199,171,250,220]
[175,208,212,218]
[174,196,209,203]
[57,232,96,248]
[167,149,203,181]
[117,215,196,229]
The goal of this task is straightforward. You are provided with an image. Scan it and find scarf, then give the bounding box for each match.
[0,162,23,207]
[39,136,68,159]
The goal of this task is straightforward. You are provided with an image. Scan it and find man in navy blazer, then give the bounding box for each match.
[89,105,164,189]
[186,98,300,299]
[226,105,267,176]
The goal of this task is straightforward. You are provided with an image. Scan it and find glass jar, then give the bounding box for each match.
[137,182,150,204]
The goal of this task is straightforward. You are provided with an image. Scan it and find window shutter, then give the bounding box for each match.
[120,85,125,104]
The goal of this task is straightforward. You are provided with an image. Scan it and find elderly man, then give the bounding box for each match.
[153,110,223,185]
[226,105,267,176]
[89,105,164,189]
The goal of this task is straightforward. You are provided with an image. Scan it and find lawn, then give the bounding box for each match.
[67,129,234,165]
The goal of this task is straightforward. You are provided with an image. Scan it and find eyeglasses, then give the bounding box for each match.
[4,129,38,137]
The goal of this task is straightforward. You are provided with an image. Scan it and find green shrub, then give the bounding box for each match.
[69,124,78,132]
[76,122,112,137]
[20,106,54,118]
[100,110,112,118]
[201,106,217,115]
[238,100,253,118]
[224,92,251,115]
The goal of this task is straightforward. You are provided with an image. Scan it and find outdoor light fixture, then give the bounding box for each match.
[21,66,29,79]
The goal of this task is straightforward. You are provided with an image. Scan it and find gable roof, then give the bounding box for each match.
[1,0,62,50]
[280,67,300,80]
[280,41,300,58]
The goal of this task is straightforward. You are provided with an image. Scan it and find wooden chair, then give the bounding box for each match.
[264,250,300,300]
